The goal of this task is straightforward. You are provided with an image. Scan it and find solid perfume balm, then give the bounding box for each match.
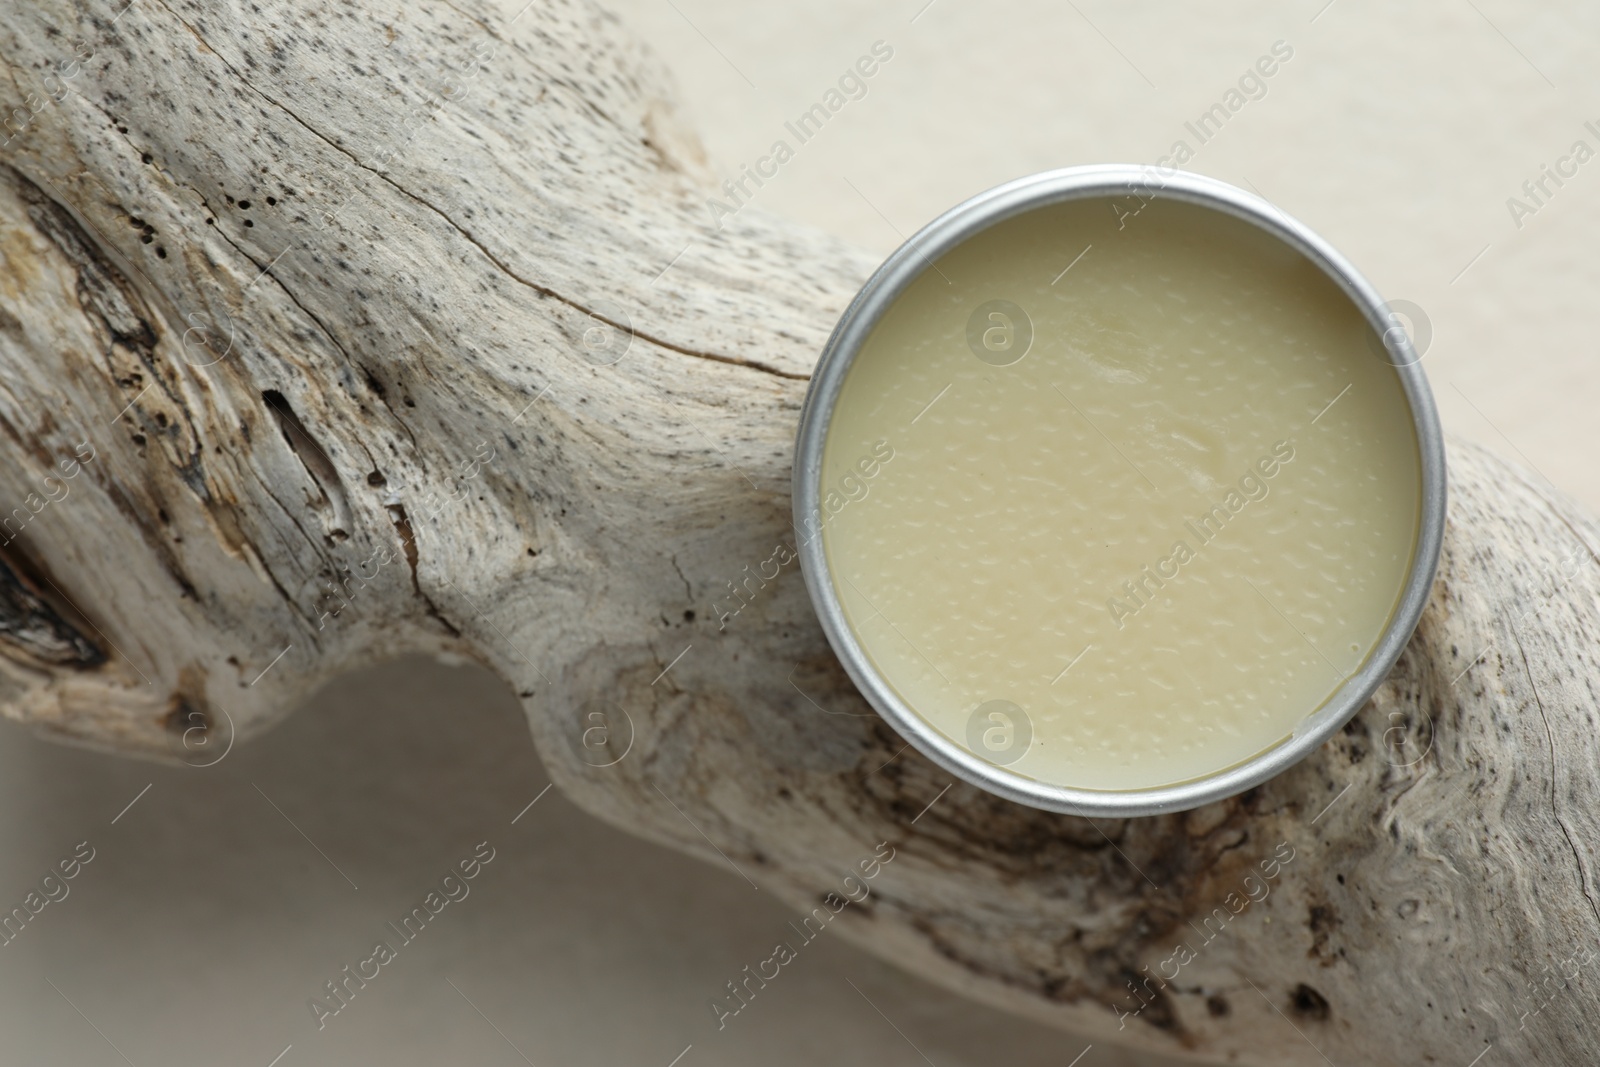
[804,174,1435,802]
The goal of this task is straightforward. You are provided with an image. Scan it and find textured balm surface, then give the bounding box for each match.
[820,197,1422,792]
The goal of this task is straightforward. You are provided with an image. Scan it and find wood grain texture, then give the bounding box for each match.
[1,0,1594,1061]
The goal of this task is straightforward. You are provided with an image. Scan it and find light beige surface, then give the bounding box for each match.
[3,1,1596,1064]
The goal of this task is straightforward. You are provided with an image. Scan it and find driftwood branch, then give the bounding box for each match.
[1,0,1596,1062]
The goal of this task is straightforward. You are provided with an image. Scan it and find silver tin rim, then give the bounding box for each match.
[794,164,1446,818]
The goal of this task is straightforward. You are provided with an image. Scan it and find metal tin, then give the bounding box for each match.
[793,164,1446,818]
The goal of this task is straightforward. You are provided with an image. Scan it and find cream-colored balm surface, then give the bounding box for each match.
[820,197,1422,792]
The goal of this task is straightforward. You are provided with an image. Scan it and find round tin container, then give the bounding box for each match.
[794,165,1446,818]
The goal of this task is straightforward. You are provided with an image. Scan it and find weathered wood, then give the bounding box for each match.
[2,0,1596,1062]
